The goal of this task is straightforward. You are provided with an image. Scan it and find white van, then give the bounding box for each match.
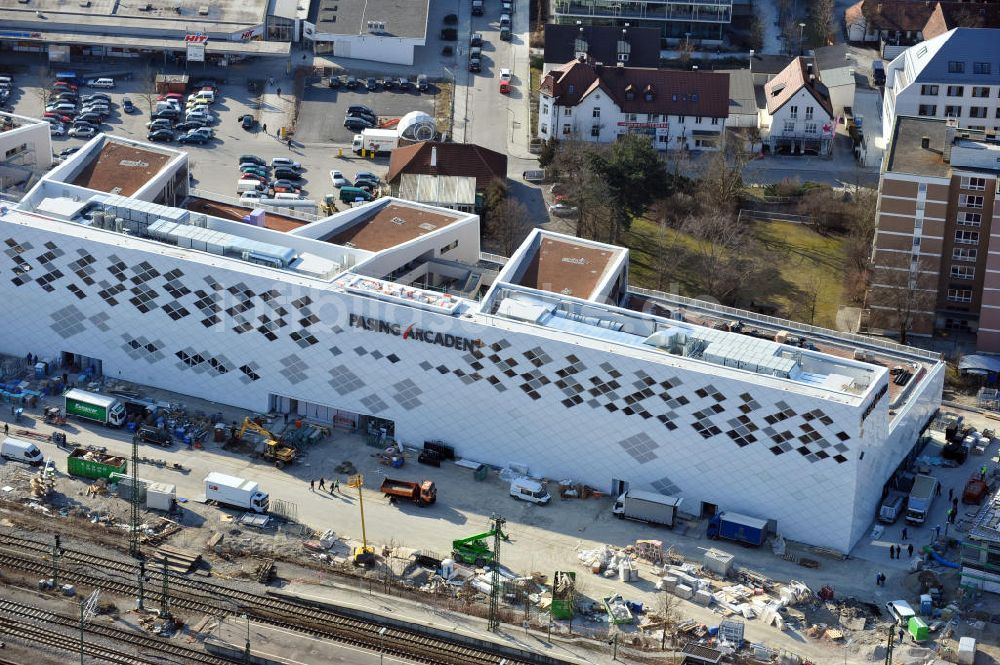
[0,437,44,466]
[510,477,551,504]
[187,91,214,104]
[885,600,915,624]
[237,179,264,193]
[273,192,302,200]
[87,78,115,89]
[156,100,179,112]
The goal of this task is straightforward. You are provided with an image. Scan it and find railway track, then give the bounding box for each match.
[0,616,162,665]
[0,533,535,665]
[0,599,232,665]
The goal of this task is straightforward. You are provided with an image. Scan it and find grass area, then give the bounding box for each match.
[624,218,848,329]
[434,81,454,137]
[529,59,541,136]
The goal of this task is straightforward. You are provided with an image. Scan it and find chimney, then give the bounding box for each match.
[944,120,957,163]
[430,146,437,167]
[920,136,930,149]
[806,62,813,75]
[809,73,815,83]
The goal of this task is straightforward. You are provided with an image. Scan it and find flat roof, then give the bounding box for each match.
[885,116,953,178]
[515,236,621,299]
[0,0,267,26]
[0,27,291,56]
[186,198,309,233]
[315,0,429,39]
[325,203,460,251]
[71,142,172,197]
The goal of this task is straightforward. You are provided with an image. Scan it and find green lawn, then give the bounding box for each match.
[624,218,848,329]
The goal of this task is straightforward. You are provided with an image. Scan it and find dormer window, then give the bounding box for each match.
[624,83,634,101]
[567,84,575,94]
[643,84,654,102]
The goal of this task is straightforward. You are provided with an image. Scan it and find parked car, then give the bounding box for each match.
[470,32,483,46]
[53,81,78,91]
[416,74,429,91]
[177,132,208,144]
[50,124,67,136]
[270,157,301,170]
[54,92,78,102]
[344,116,376,131]
[499,68,512,82]
[146,119,173,130]
[548,202,578,217]
[240,165,269,178]
[273,168,302,180]
[152,109,179,121]
[158,93,184,101]
[242,173,270,184]
[345,76,359,89]
[185,111,211,123]
[347,105,376,120]
[173,121,202,132]
[239,154,265,166]
[356,171,380,182]
[502,0,513,12]
[43,112,73,123]
[85,78,115,88]
[189,126,214,139]
[240,191,264,203]
[81,93,110,103]
[330,170,349,188]
[381,78,396,90]
[76,113,104,125]
[79,106,109,117]
[365,77,379,91]
[328,76,342,89]
[500,26,512,41]
[240,114,256,130]
[398,77,412,90]
[46,102,77,114]
[122,97,136,113]
[499,13,511,27]
[58,146,80,158]
[69,125,97,138]
[271,179,302,191]
[147,129,174,142]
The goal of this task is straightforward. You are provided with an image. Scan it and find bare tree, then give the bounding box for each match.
[697,145,749,217]
[657,590,681,650]
[868,252,937,344]
[486,198,535,257]
[682,212,762,305]
[807,0,835,47]
[139,62,159,118]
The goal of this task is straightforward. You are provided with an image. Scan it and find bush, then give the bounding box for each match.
[440,28,457,41]
[443,13,458,24]
[442,46,453,56]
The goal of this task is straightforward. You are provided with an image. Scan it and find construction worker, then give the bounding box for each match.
[333,478,340,494]
[318,477,326,490]
[981,464,988,481]
[310,479,315,492]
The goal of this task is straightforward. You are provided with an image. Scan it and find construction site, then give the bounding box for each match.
[0,354,997,665]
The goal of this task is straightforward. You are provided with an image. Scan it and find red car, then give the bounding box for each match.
[243,174,269,184]
[53,81,78,90]
[43,112,73,123]
[157,93,184,101]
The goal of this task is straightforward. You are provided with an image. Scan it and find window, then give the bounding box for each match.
[657,134,668,144]
[920,85,939,95]
[970,107,989,118]
[805,106,814,120]
[695,116,703,124]
[677,115,685,123]
[784,120,795,131]
[625,113,637,121]
[948,61,965,73]
[970,125,986,131]
[644,91,653,102]
[789,105,798,119]
[951,265,975,280]
[955,230,980,244]
[974,62,992,75]
[440,240,458,254]
[540,123,548,134]
[563,107,572,116]
[959,194,984,208]
[945,106,962,117]
[947,289,973,303]
[649,113,659,122]
[562,123,572,135]
[953,247,978,262]
[972,86,991,98]
[918,105,937,116]
[711,117,719,125]
[805,123,817,133]
[542,104,549,115]
[958,212,982,227]
[961,176,987,191]
[946,86,964,96]
[567,84,575,93]
[592,107,600,118]
[591,125,600,137]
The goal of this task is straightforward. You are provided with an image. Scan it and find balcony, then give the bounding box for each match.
[554,0,733,23]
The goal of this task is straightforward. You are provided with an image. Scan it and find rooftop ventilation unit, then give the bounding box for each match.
[418,222,436,231]
[391,216,406,225]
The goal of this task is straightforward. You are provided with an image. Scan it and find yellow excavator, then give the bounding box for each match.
[235,417,297,469]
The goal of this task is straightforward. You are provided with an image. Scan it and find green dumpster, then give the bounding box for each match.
[908,617,929,642]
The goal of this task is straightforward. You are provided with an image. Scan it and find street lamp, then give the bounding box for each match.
[798,23,806,55]
[243,614,251,665]
[378,626,387,665]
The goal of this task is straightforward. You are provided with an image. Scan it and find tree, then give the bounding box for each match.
[657,590,681,650]
[749,15,765,52]
[682,212,762,305]
[696,144,749,217]
[868,252,937,344]
[548,138,610,240]
[486,198,535,256]
[139,62,159,118]
[538,138,558,168]
[588,134,667,244]
[807,0,835,47]
[483,178,508,215]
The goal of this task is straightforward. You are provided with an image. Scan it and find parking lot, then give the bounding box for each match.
[296,79,438,144]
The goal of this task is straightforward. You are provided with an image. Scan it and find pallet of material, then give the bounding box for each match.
[150,545,201,573]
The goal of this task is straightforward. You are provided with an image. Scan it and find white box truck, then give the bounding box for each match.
[204,472,269,513]
[352,129,399,155]
[0,437,44,466]
[612,490,682,527]
[64,388,126,427]
[906,474,938,525]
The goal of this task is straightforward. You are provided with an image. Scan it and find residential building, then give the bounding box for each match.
[543,24,662,73]
[387,142,507,201]
[761,57,835,156]
[869,116,1000,350]
[882,28,1000,144]
[537,59,729,151]
[551,0,734,41]
[0,128,944,554]
[845,0,1000,58]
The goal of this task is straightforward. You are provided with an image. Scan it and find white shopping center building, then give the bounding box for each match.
[0,132,945,553]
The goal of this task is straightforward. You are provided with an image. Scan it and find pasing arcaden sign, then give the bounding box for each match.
[349,314,484,352]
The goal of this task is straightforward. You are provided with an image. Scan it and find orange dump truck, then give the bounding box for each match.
[380,478,437,506]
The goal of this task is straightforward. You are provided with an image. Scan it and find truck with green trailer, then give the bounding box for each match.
[64,389,126,427]
[67,448,127,480]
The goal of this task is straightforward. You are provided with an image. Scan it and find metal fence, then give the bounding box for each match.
[188,188,319,222]
[627,285,943,362]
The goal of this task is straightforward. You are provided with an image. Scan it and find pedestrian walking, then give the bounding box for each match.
[981,464,988,480]
[901,527,908,540]
[334,478,340,494]
[935,483,942,497]
[310,479,315,492]
[889,545,895,559]
[948,487,954,502]
[283,412,289,425]
[329,483,335,496]
[287,137,293,150]
[907,543,914,557]
[950,508,957,524]
[875,573,881,587]
[935,524,941,539]
[318,477,326,490]
[263,122,267,134]
[276,87,282,97]
[898,628,905,643]
[3,422,7,436]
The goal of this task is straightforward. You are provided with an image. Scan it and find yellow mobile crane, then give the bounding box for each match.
[234,417,297,469]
